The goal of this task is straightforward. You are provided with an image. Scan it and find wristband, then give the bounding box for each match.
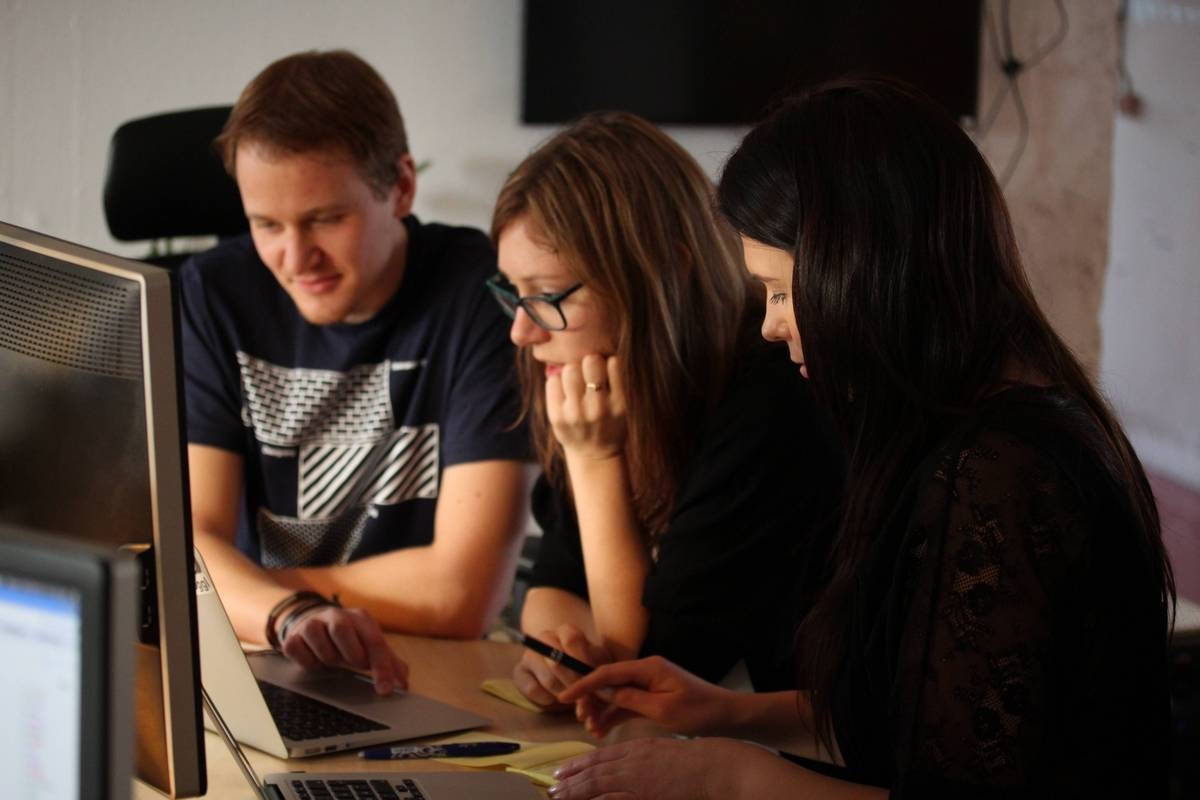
[277,592,343,648]
[265,590,329,650]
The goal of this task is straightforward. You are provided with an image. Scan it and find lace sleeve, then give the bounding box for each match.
[889,428,1089,796]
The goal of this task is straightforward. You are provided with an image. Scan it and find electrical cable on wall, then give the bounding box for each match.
[970,0,1070,188]
[1116,0,1144,117]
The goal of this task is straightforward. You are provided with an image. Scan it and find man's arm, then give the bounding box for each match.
[283,459,531,639]
[189,444,307,641]
[192,442,528,639]
[190,444,409,692]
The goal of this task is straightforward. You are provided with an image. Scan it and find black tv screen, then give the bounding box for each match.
[523,0,982,125]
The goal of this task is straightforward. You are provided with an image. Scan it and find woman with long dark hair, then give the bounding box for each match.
[552,80,1174,798]
[490,112,840,711]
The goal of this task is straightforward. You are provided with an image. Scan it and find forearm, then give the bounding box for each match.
[520,586,598,639]
[709,689,835,761]
[715,739,885,800]
[565,453,650,659]
[721,690,813,736]
[287,539,517,639]
[194,528,306,645]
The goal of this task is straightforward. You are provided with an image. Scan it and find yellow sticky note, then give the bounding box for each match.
[505,742,595,787]
[481,677,545,713]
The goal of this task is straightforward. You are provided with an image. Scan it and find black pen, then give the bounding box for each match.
[506,627,595,675]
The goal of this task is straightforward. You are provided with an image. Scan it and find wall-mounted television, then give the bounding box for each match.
[523,0,982,125]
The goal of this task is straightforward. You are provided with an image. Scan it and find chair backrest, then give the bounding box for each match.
[103,106,247,269]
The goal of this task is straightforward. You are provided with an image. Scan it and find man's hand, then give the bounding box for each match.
[280,604,409,695]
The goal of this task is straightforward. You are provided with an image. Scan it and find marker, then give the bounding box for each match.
[359,741,521,760]
[506,627,595,675]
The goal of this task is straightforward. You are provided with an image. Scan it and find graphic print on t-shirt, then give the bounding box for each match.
[237,352,438,566]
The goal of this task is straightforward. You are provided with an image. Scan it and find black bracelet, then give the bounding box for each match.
[265,590,328,650]
[277,592,343,647]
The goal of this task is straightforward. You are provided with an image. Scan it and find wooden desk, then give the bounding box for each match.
[134,633,590,799]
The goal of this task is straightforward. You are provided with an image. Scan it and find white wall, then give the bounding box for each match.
[0,0,742,256]
[1101,0,1200,490]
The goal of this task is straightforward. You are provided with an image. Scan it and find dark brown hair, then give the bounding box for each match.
[717,78,1174,747]
[216,49,408,198]
[493,111,750,536]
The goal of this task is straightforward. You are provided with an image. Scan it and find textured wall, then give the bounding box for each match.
[1101,0,1200,491]
[974,0,1120,376]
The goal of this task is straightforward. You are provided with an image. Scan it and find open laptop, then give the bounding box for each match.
[194,549,488,759]
[261,768,540,800]
[211,726,541,800]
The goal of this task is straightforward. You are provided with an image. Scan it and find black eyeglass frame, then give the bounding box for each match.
[485,273,584,331]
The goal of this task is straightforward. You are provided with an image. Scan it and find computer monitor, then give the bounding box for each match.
[0,220,206,797]
[0,524,138,800]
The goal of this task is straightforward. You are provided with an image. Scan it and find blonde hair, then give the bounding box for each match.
[493,111,750,536]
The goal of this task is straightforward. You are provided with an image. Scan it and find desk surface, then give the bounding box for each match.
[134,599,1200,799]
[134,633,592,799]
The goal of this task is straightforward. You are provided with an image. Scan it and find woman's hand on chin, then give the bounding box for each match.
[547,353,626,461]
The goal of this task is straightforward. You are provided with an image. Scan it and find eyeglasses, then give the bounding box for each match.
[485,273,583,331]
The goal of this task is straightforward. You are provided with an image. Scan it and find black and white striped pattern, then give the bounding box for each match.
[298,425,439,519]
[236,351,440,563]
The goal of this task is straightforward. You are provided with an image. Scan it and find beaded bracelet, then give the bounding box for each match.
[264,590,330,650]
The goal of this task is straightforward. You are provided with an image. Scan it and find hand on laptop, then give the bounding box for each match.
[513,623,611,710]
[280,605,410,695]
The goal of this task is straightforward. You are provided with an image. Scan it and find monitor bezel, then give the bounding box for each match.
[0,524,138,800]
[0,220,207,797]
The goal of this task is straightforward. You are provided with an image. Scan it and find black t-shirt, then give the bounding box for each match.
[529,342,842,690]
[830,386,1170,797]
[180,216,529,566]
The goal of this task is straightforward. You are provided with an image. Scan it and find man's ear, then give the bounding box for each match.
[392,154,418,218]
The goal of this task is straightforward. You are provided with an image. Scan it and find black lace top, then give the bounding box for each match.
[830,386,1170,798]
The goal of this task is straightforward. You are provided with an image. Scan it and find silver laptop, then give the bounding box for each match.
[194,549,488,758]
[200,687,542,800]
[259,771,542,800]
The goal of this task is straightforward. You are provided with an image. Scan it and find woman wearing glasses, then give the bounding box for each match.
[486,111,841,712]
[549,81,1174,798]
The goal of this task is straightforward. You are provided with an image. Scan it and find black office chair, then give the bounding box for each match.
[103,106,247,270]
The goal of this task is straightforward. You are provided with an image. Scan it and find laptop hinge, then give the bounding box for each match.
[202,684,272,800]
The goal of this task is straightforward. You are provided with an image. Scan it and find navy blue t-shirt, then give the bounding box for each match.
[180,216,528,566]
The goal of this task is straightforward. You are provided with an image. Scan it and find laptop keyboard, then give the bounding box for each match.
[257,680,388,741]
[287,777,426,800]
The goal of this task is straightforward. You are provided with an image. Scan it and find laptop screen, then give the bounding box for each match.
[0,573,83,798]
